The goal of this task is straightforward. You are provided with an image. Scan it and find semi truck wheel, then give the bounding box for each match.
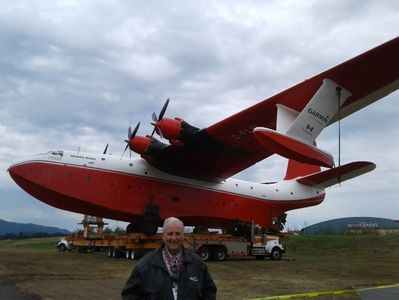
[214,247,226,261]
[198,247,210,261]
[270,247,282,260]
[58,243,67,252]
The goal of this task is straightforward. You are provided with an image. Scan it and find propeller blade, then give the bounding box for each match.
[150,98,169,138]
[151,127,157,137]
[157,127,163,139]
[150,123,162,138]
[121,144,129,159]
[131,122,140,139]
[122,122,140,159]
[103,144,109,154]
[158,98,169,121]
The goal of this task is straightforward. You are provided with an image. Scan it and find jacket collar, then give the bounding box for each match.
[150,246,194,269]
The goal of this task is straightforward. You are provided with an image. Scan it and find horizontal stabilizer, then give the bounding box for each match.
[253,127,334,167]
[296,161,376,188]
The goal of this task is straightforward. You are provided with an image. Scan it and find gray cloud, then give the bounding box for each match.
[1,1,398,230]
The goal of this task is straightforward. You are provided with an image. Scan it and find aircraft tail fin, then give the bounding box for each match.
[296,161,376,188]
[284,159,321,180]
[254,78,352,168]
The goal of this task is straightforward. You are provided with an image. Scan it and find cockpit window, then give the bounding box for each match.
[48,150,64,157]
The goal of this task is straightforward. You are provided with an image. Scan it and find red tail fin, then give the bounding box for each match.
[284,159,321,180]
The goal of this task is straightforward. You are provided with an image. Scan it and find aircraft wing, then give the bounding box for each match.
[146,37,399,181]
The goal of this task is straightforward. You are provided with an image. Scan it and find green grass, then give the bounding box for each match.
[285,234,397,254]
[0,236,61,252]
[0,234,398,299]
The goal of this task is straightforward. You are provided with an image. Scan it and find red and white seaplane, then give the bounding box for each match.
[8,38,399,235]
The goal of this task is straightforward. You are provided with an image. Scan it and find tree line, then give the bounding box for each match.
[0,232,68,240]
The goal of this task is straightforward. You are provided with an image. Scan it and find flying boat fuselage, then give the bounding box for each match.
[8,150,325,229]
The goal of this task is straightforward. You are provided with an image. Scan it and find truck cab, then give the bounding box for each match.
[251,234,285,260]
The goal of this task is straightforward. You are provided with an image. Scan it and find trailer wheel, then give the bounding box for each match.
[270,247,282,260]
[107,248,113,258]
[214,247,226,261]
[114,248,123,258]
[198,247,211,261]
[125,250,135,260]
[110,248,118,258]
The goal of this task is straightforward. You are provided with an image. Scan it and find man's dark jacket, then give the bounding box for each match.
[121,247,217,300]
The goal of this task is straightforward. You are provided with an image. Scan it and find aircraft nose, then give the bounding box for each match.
[8,161,35,186]
[9,162,25,176]
[8,163,20,177]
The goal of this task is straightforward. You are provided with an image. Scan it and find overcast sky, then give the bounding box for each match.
[1,1,398,231]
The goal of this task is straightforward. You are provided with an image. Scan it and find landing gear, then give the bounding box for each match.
[125,204,160,236]
[270,213,287,232]
[126,223,141,233]
[226,220,252,241]
[143,204,159,236]
[142,218,158,236]
[126,220,158,235]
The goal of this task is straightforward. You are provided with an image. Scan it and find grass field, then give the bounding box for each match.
[0,234,398,299]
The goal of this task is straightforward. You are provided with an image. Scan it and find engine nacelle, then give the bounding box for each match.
[154,117,200,144]
[128,136,152,155]
[156,118,182,140]
[128,135,169,157]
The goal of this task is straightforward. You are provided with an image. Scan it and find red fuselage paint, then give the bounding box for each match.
[8,151,325,229]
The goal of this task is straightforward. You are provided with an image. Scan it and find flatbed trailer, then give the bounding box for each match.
[58,231,285,261]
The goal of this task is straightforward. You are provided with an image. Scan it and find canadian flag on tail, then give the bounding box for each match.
[253,78,351,168]
[253,78,376,186]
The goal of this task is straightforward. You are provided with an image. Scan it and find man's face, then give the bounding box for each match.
[163,221,184,255]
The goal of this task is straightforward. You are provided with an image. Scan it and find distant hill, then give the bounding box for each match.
[0,218,70,236]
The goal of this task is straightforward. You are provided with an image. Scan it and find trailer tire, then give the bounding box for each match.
[107,248,113,258]
[125,250,135,260]
[270,247,282,260]
[214,247,226,261]
[198,247,211,261]
[110,248,118,258]
[115,248,123,258]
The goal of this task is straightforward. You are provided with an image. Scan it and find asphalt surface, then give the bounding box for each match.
[359,285,399,300]
[0,277,40,300]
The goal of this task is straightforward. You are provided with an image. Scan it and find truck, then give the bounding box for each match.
[57,230,285,261]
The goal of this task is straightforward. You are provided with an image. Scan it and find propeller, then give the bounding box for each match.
[103,144,109,154]
[121,122,140,159]
[151,98,169,138]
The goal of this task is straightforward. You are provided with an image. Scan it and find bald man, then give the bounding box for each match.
[122,217,217,300]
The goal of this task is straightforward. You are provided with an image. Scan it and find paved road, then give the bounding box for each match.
[359,286,399,300]
[0,277,40,300]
